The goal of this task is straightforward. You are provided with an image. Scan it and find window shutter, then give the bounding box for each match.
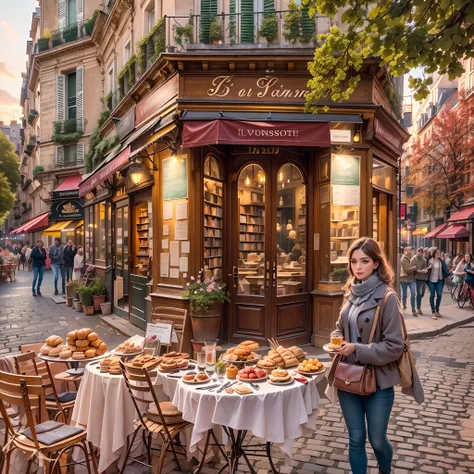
[77,142,85,165]
[56,74,66,121]
[301,6,315,42]
[58,0,66,29]
[241,0,254,44]
[56,146,65,167]
[264,0,275,12]
[76,66,84,132]
[200,0,218,44]
[76,0,84,23]
[229,0,237,43]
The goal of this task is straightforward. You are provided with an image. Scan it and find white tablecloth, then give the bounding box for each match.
[71,362,176,472]
[172,373,322,458]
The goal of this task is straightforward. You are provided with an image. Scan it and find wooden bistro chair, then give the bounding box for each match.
[0,370,97,474]
[151,307,188,354]
[6,263,16,282]
[14,352,77,424]
[119,360,224,474]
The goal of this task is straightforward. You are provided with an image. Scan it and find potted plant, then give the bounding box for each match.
[63,24,78,43]
[283,0,301,44]
[77,284,94,307]
[100,301,112,315]
[173,13,194,48]
[258,13,278,44]
[332,267,349,283]
[83,305,95,316]
[209,17,224,44]
[91,277,107,311]
[51,31,62,48]
[183,271,230,341]
[37,29,51,52]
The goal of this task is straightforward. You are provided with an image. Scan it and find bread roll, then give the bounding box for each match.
[75,345,89,352]
[90,339,102,348]
[87,332,99,342]
[59,349,72,359]
[96,342,107,355]
[72,352,85,360]
[84,348,97,358]
[46,335,60,346]
[49,347,61,356]
[77,328,92,340]
[66,338,76,346]
[40,344,52,355]
[67,330,78,340]
[68,345,77,352]
[76,339,89,347]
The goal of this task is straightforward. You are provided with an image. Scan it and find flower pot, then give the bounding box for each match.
[75,301,83,312]
[72,290,79,300]
[79,292,93,307]
[66,283,74,298]
[66,296,74,307]
[100,301,112,316]
[190,303,223,341]
[83,305,95,316]
[92,294,106,311]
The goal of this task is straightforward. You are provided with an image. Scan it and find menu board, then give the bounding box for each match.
[162,156,188,200]
[331,154,361,206]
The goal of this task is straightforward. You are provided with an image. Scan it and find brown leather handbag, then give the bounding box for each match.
[332,306,380,396]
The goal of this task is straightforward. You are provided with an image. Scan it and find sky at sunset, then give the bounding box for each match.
[0,0,38,124]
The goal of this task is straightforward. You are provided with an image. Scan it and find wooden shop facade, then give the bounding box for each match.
[78,51,408,348]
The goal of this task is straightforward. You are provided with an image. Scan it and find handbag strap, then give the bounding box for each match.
[381,288,409,342]
[368,305,381,344]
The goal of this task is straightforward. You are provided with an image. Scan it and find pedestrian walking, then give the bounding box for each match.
[63,239,77,283]
[25,245,33,272]
[423,247,430,260]
[329,237,423,474]
[19,245,28,271]
[411,247,428,314]
[427,247,451,319]
[464,254,474,289]
[49,238,65,295]
[30,240,47,296]
[400,246,418,317]
[453,254,466,285]
[72,246,84,281]
[445,252,452,269]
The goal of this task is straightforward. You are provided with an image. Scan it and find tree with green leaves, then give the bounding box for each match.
[0,133,20,192]
[0,173,15,217]
[304,0,474,111]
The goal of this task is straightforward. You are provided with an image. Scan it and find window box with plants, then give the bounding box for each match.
[28,110,40,125]
[62,23,78,43]
[52,119,84,144]
[33,165,44,177]
[137,18,166,74]
[84,10,98,37]
[91,277,107,311]
[173,13,194,49]
[37,30,51,52]
[116,55,137,97]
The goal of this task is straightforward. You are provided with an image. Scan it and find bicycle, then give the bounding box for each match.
[451,276,464,302]
[457,281,474,309]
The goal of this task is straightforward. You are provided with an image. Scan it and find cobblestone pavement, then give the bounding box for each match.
[123,326,474,474]
[0,269,126,353]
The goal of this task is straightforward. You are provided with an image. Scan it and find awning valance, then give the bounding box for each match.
[424,223,447,239]
[448,205,474,222]
[42,220,73,236]
[182,120,331,148]
[12,211,49,235]
[437,225,470,239]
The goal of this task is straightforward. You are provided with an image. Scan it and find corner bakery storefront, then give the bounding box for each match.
[81,53,407,347]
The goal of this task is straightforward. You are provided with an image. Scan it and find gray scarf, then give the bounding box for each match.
[348,273,384,307]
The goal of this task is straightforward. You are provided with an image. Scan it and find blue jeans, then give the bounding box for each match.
[338,387,395,474]
[32,266,45,293]
[415,280,426,309]
[51,263,65,292]
[427,280,444,312]
[65,266,73,282]
[400,281,416,311]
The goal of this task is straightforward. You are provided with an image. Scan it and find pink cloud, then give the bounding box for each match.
[0,63,15,80]
[0,89,18,107]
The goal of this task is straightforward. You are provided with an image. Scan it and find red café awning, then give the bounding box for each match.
[448,205,474,222]
[182,120,331,148]
[54,174,82,192]
[79,146,131,197]
[11,211,50,235]
[424,223,447,239]
[437,225,470,239]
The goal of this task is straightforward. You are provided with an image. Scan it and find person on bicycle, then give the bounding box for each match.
[464,254,474,290]
[453,255,466,285]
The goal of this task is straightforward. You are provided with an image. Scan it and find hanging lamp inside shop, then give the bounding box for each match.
[286,219,293,231]
[126,160,153,188]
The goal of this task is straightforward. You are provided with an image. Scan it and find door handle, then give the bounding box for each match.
[272,262,277,287]
[228,265,238,288]
[265,261,270,287]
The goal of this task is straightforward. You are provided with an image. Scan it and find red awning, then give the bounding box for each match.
[424,223,447,239]
[182,120,331,148]
[79,146,131,197]
[54,174,82,192]
[437,225,470,239]
[11,211,49,234]
[448,205,474,222]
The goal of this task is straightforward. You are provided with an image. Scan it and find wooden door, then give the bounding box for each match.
[227,149,312,345]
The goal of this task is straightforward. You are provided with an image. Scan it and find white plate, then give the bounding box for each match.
[322,343,340,353]
[182,377,211,385]
[110,349,143,357]
[237,375,267,383]
[223,356,260,365]
[268,376,294,386]
[297,366,326,376]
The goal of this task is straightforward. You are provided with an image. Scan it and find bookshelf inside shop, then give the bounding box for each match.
[330,205,360,265]
[135,202,150,277]
[239,189,265,259]
[298,203,307,245]
[204,177,223,281]
[373,197,378,242]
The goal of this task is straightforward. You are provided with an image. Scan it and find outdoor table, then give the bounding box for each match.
[171,370,324,474]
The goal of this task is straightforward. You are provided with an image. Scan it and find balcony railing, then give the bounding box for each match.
[37,13,97,53]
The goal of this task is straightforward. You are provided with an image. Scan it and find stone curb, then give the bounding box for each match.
[407,314,474,341]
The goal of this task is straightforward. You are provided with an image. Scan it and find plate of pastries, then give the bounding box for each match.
[99,356,122,375]
[237,367,267,382]
[266,339,305,369]
[159,358,189,372]
[297,358,326,375]
[256,358,278,374]
[111,340,143,356]
[163,351,189,359]
[124,354,162,370]
[41,329,107,360]
[268,369,294,385]
[223,340,260,363]
[182,373,210,384]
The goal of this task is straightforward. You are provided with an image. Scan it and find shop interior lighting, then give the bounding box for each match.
[286,220,293,231]
[353,127,360,143]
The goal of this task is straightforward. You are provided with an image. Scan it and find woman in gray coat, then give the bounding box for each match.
[331,237,423,474]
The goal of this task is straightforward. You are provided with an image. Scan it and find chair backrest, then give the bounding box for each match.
[120,361,174,438]
[151,306,188,353]
[20,343,64,379]
[0,370,45,448]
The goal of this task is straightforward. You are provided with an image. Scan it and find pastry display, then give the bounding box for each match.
[238,367,266,381]
[46,335,64,347]
[234,383,253,395]
[256,358,278,373]
[268,369,293,384]
[298,358,324,373]
[42,329,107,359]
[99,355,122,374]
[223,341,259,362]
[130,354,162,369]
[182,373,210,384]
[113,340,143,355]
[163,351,189,359]
[159,358,188,372]
[266,339,302,368]
[226,364,238,379]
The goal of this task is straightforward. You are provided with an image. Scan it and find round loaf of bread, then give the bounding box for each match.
[68,345,77,352]
[75,345,89,352]
[77,328,92,340]
[66,338,76,346]
[59,349,72,359]
[90,339,102,348]
[72,352,86,360]
[87,332,99,342]
[40,344,52,355]
[49,346,61,357]
[67,330,78,340]
[84,348,96,358]
[96,342,107,356]
[76,339,89,347]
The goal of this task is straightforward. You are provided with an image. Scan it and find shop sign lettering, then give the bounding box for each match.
[206,75,310,100]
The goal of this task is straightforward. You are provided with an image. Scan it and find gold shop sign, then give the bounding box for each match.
[182,75,311,103]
